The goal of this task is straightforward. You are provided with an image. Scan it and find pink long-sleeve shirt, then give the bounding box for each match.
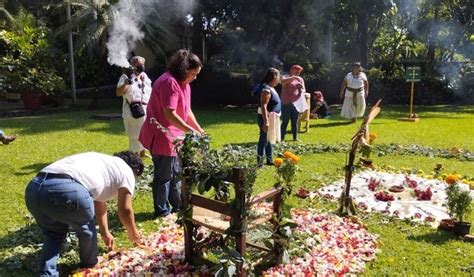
[139,72,191,156]
[281,76,305,105]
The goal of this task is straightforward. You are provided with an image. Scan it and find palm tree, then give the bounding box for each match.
[56,0,173,60]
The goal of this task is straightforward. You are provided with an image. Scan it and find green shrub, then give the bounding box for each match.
[0,9,66,94]
[446,183,472,222]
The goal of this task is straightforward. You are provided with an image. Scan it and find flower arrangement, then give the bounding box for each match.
[445,174,459,185]
[368,177,381,191]
[404,176,418,188]
[414,187,433,201]
[360,132,377,165]
[274,151,300,191]
[374,191,394,202]
[272,151,300,264]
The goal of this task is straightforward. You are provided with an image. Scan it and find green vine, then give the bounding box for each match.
[227,167,257,236]
[175,133,259,273]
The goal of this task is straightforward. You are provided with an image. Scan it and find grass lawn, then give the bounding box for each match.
[0,100,473,276]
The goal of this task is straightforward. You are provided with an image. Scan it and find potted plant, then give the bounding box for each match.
[19,67,66,109]
[446,183,472,236]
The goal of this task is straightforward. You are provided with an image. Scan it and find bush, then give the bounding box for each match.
[0,9,66,94]
[446,183,472,223]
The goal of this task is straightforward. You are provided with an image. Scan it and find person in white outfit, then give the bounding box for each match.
[116,56,152,157]
[339,62,369,123]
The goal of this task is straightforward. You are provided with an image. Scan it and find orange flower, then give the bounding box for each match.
[445,174,459,185]
[283,151,294,159]
[368,133,377,143]
[290,155,300,164]
[274,158,284,167]
[450,147,463,154]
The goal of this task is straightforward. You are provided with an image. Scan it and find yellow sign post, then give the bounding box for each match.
[399,66,421,122]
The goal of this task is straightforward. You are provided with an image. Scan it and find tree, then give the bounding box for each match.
[332,0,392,66]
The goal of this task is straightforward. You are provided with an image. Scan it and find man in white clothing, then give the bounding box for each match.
[24,151,144,276]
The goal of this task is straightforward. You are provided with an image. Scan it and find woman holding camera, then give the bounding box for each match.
[116,56,152,157]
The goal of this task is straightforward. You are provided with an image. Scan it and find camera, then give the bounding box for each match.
[123,67,133,78]
[123,67,134,84]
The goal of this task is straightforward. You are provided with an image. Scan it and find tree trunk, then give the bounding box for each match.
[191,3,204,62]
[357,12,368,67]
[427,0,441,63]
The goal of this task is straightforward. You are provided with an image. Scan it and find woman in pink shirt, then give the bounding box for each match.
[140,49,204,217]
[280,64,305,142]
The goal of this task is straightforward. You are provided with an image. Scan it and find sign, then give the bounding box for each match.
[405,66,421,82]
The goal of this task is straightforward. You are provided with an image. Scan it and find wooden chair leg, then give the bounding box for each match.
[184,221,194,263]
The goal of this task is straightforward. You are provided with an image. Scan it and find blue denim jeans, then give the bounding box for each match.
[257,114,272,165]
[152,155,181,217]
[281,104,299,141]
[24,175,97,276]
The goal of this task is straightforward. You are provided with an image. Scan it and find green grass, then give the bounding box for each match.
[0,100,473,276]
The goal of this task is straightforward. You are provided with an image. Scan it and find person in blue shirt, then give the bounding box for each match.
[252,68,282,167]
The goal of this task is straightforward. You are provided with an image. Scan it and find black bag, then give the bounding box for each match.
[129,101,145,118]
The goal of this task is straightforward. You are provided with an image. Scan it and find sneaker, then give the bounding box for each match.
[293,138,303,142]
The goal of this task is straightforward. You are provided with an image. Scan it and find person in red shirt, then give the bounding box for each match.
[139,49,204,218]
[280,64,305,142]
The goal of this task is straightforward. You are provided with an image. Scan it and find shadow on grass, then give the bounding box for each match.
[406,230,456,245]
[225,142,256,148]
[0,222,80,277]
[0,107,124,136]
[0,223,42,250]
[311,120,354,128]
[0,250,40,277]
[134,211,156,222]
[15,163,50,176]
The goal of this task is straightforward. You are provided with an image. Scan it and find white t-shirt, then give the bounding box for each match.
[41,152,136,202]
[117,73,152,118]
[345,72,367,90]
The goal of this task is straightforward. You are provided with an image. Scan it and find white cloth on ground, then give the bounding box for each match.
[318,170,474,224]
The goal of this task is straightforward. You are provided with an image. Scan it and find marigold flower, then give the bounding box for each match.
[368,133,377,143]
[283,151,294,159]
[274,158,284,167]
[290,155,300,164]
[445,174,459,185]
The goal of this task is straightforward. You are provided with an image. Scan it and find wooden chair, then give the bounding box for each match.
[181,167,283,275]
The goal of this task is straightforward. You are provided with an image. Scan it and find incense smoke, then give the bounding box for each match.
[106,0,196,68]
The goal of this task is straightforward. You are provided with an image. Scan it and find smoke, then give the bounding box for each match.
[300,0,334,63]
[393,0,473,101]
[106,0,196,67]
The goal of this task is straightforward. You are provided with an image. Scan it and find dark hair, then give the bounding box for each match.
[260,67,280,84]
[167,49,202,82]
[114,151,144,176]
